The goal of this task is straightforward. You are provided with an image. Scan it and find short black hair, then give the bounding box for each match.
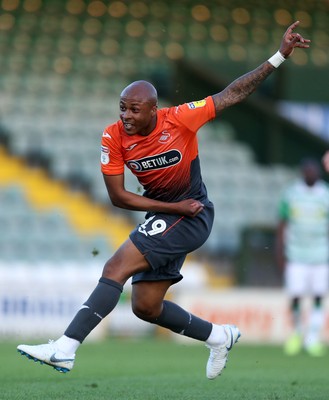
[300,157,320,170]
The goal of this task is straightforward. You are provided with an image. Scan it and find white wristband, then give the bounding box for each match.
[268,51,286,68]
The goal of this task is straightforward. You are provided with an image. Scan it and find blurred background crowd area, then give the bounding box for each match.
[0,0,329,287]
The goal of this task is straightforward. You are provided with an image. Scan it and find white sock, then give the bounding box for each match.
[205,324,227,346]
[291,308,302,335]
[305,307,324,346]
[55,335,80,355]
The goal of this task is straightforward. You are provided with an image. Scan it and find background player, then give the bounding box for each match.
[276,158,329,356]
[17,22,310,378]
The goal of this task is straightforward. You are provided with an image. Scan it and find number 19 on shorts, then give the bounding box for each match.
[138,216,167,236]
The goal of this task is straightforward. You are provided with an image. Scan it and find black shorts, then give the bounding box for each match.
[130,200,214,285]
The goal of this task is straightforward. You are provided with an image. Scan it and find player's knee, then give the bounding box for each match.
[132,301,159,322]
[102,259,117,275]
[101,259,127,284]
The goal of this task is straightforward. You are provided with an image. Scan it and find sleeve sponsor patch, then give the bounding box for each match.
[187,99,206,109]
[101,146,110,164]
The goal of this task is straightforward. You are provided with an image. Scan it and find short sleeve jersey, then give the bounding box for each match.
[101,96,216,202]
[278,179,329,264]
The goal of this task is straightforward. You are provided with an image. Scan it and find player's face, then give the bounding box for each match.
[119,98,157,136]
[303,164,320,186]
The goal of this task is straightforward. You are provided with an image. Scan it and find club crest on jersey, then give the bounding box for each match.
[101,145,110,164]
[187,99,206,109]
[127,150,182,172]
[158,130,171,143]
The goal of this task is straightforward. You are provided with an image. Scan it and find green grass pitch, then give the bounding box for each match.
[1,338,327,400]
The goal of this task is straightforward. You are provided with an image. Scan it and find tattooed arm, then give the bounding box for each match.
[212,21,310,114]
[212,62,274,113]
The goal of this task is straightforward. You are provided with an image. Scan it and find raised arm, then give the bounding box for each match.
[212,21,311,114]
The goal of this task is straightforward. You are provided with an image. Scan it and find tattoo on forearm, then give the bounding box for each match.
[213,62,275,112]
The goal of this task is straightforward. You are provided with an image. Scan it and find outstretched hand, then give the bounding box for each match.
[322,151,329,173]
[279,21,311,58]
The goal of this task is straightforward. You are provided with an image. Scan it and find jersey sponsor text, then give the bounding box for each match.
[127,150,182,172]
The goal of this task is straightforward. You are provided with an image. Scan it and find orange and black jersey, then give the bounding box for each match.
[101,96,216,202]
